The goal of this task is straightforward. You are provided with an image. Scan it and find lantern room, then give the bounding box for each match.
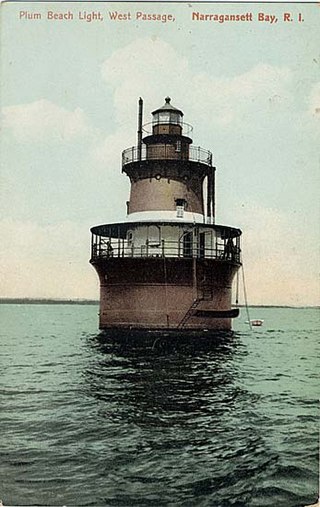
[151,96,184,136]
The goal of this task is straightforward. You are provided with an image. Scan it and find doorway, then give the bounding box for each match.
[183,231,193,257]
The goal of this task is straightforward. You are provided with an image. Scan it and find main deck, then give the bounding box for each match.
[90,221,241,265]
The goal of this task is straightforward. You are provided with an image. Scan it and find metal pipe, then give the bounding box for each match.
[137,97,143,161]
[211,167,216,222]
[207,173,212,223]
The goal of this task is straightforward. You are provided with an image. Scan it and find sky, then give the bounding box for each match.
[1,1,319,305]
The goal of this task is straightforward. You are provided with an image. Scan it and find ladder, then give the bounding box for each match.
[177,285,213,329]
[178,298,201,329]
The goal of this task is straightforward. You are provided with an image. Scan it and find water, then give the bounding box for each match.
[0,304,318,506]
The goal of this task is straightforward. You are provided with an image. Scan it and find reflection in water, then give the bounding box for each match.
[85,332,242,422]
[82,332,278,505]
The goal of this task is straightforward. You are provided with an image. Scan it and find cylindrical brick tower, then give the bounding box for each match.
[90,97,242,334]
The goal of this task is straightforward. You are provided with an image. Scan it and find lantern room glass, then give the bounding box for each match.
[153,111,182,125]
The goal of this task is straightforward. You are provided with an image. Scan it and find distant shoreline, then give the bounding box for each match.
[0,298,318,309]
[0,298,99,305]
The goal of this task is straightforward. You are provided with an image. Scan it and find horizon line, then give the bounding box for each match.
[0,298,318,309]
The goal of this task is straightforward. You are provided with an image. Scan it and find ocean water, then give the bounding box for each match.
[0,304,318,507]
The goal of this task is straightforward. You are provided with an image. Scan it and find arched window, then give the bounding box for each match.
[148,225,160,246]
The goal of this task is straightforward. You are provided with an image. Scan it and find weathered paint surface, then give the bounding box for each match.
[92,257,239,331]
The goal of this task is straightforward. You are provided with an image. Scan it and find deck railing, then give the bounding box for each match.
[122,145,213,167]
[141,121,194,136]
[91,238,241,264]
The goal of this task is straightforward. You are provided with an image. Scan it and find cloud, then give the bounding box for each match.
[292,81,320,143]
[96,37,293,171]
[100,38,293,130]
[191,63,293,126]
[2,99,93,143]
[308,82,320,119]
[101,38,189,127]
[235,205,319,307]
[0,218,98,299]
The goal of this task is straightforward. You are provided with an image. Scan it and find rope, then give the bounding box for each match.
[163,256,169,328]
[235,269,239,305]
[241,263,252,331]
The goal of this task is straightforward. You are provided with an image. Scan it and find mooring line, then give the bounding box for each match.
[241,263,252,331]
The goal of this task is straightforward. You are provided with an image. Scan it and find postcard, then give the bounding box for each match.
[1,1,319,506]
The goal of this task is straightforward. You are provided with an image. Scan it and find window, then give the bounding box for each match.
[148,225,160,246]
[175,198,187,218]
[153,111,182,125]
[158,112,170,124]
[176,206,184,218]
[169,112,181,125]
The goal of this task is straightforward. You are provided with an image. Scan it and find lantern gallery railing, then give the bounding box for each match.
[141,121,194,136]
[91,237,241,264]
[122,145,213,167]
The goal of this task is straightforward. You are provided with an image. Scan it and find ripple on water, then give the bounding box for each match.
[0,305,318,506]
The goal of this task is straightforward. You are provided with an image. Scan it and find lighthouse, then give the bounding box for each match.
[90,97,241,335]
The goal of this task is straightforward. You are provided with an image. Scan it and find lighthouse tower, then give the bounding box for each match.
[90,97,241,334]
